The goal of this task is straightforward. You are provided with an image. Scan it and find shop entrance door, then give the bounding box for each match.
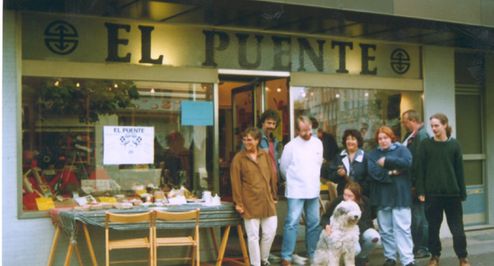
[218,75,289,199]
[218,77,261,199]
[231,80,258,154]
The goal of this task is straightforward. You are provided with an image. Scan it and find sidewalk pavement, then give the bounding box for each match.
[213,227,494,265]
[361,227,494,265]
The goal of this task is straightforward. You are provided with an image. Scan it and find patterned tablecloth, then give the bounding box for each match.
[49,202,241,239]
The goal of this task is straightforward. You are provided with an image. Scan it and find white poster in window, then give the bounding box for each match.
[103,126,154,165]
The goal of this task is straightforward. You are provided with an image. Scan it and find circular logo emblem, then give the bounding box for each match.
[44,20,78,55]
[390,48,410,74]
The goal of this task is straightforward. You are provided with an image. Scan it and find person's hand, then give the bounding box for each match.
[235,205,245,214]
[324,224,333,236]
[337,167,347,177]
[377,157,386,167]
[418,195,425,202]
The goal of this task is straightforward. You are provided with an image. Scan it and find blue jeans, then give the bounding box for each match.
[411,202,429,252]
[377,207,414,265]
[281,198,320,261]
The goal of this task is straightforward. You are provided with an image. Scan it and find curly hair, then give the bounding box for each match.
[258,109,280,128]
[341,129,363,148]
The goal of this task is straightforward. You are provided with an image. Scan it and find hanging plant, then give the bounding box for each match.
[37,79,139,123]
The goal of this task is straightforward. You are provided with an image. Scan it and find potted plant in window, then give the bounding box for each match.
[37,79,139,123]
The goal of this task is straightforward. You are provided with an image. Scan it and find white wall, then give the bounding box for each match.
[485,53,494,225]
[422,46,456,137]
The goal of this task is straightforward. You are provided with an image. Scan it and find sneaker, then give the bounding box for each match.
[281,259,292,266]
[269,253,281,263]
[414,249,431,259]
[292,254,308,265]
[459,257,471,266]
[428,256,439,266]
[383,258,396,266]
[261,260,271,266]
[405,263,416,266]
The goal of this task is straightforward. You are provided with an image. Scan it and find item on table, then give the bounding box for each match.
[168,195,187,205]
[115,194,126,202]
[130,198,143,206]
[114,202,133,209]
[202,191,212,203]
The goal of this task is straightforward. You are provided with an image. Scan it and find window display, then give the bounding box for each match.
[21,77,214,212]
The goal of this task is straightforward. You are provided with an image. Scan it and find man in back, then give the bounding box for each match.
[258,109,283,193]
[402,109,431,259]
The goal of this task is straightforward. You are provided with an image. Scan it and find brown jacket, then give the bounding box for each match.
[230,149,277,219]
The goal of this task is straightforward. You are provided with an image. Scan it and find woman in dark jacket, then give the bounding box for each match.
[368,126,415,266]
[321,182,380,266]
[328,129,369,196]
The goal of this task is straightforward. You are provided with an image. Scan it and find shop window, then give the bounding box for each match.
[292,87,422,151]
[21,77,213,213]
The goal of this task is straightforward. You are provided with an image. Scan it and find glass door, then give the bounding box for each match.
[232,82,258,154]
[456,86,486,225]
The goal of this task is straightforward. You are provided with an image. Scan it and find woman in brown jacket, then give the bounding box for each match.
[231,127,278,266]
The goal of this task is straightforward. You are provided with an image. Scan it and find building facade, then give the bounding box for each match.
[3,1,494,265]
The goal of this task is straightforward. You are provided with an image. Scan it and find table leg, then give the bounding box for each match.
[74,244,83,266]
[82,224,98,266]
[64,240,74,266]
[209,227,219,256]
[47,226,61,266]
[236,224,250,266]
[215,225,231,266]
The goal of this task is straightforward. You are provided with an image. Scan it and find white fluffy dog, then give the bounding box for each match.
[312,200,361,266]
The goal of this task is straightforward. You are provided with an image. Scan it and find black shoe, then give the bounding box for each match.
[414,249,431,259]
[383,258,396,266]
[405,263,416,266]
[356,257,369,266]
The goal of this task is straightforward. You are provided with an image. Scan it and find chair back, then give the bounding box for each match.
[154,208,200,266]
[154,209,199,223]
[104,211,154,266]
[106,211,154,226]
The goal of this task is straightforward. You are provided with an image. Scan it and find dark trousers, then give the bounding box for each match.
[425,196,468,258]
[411,201,429,252]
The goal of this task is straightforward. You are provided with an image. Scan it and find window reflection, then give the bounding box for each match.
[292,87,422,151]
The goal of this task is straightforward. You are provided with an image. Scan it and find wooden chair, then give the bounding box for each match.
[105,211,154,266]
[153,208,200,266]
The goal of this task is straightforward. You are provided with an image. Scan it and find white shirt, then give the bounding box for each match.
[280,136,323,199]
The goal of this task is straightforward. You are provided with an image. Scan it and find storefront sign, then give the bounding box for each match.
[23,13,420,79]
[103,126,154,165]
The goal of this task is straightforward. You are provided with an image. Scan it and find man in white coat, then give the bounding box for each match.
[280,116,324,266]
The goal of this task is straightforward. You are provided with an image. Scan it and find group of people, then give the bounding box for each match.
[230,109,470,266]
